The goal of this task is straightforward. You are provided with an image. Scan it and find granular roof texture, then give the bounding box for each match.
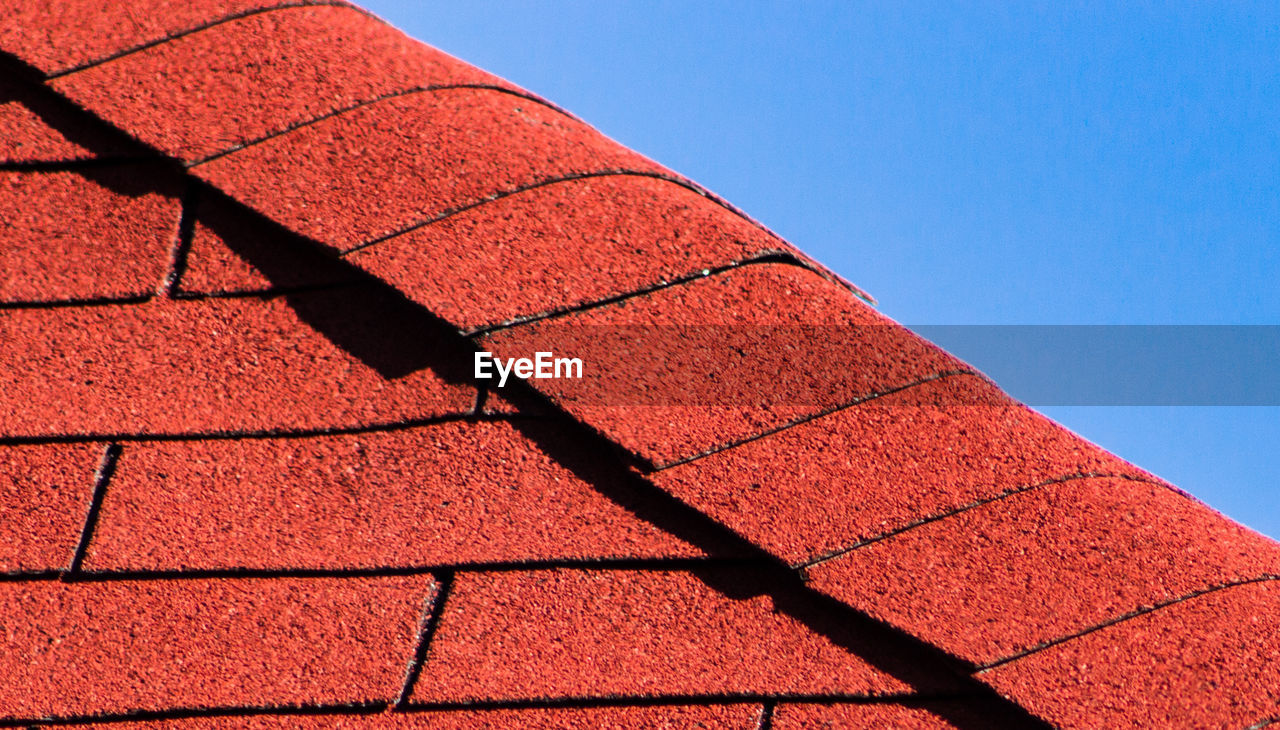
[1,3,1277,728]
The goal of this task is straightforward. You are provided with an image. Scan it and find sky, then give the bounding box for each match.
[360,1,1280,537]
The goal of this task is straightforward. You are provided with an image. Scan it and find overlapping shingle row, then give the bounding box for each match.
[0,145,973,723]
[1,51,984,729]
[3,1,1279,727]
[1,576,436,718]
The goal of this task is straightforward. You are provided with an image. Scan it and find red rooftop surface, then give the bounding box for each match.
[1,2,1278,728]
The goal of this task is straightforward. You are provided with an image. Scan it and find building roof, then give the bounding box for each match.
[2,2,1279,728]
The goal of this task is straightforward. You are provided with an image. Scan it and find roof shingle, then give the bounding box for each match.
[2,2,1277,727]
[0,576,435,720]
[85,422,715,572]
[48,4,510,162]
[0,165,180,304]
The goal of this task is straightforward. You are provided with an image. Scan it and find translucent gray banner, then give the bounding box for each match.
[473,324,1280,406]
[913,325,1280,406]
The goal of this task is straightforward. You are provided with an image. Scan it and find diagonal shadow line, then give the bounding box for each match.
[4,57,1049,727]
[506,411,1053,730]
[0,56,163,164]
[196,186,479,382]
[10,33,808,297]
[0,69,182,199]
[4,44,868,312]
[47,167,1056,726]
[11,45,833,307]
[174,177,1049,728]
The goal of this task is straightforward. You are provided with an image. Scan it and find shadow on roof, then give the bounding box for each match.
[2,55,1052,725]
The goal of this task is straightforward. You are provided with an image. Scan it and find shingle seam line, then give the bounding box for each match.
[44,1,365,79]
[796,471,1169,570]
[421,415,1033,716]
[186,84,570,167]
[651,370,978,471]
[0,701,389,728]
[339,170,790,256]
[0,15,1122,718]
[0,556,765,583]
[0,412,530,447]
[158,181,199,297]
[469,386,490,417]
[0,692,978,726]
[62,442,120,577]
[975,574,1280,672]
[394,571,451,709]
[756,700,777,730]
[400,691,948,712]
[20,56,804,290]
[18,65,852,315]
[171,280,365,301]
[5,28,1051,704]
[466,251,802,337]
[0,294,153,311]
[0,281,366,311]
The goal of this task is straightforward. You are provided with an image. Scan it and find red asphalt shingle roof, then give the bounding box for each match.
[2,2,1278,728]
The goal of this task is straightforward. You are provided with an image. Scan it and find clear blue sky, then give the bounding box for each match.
[361,1,1280,538]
